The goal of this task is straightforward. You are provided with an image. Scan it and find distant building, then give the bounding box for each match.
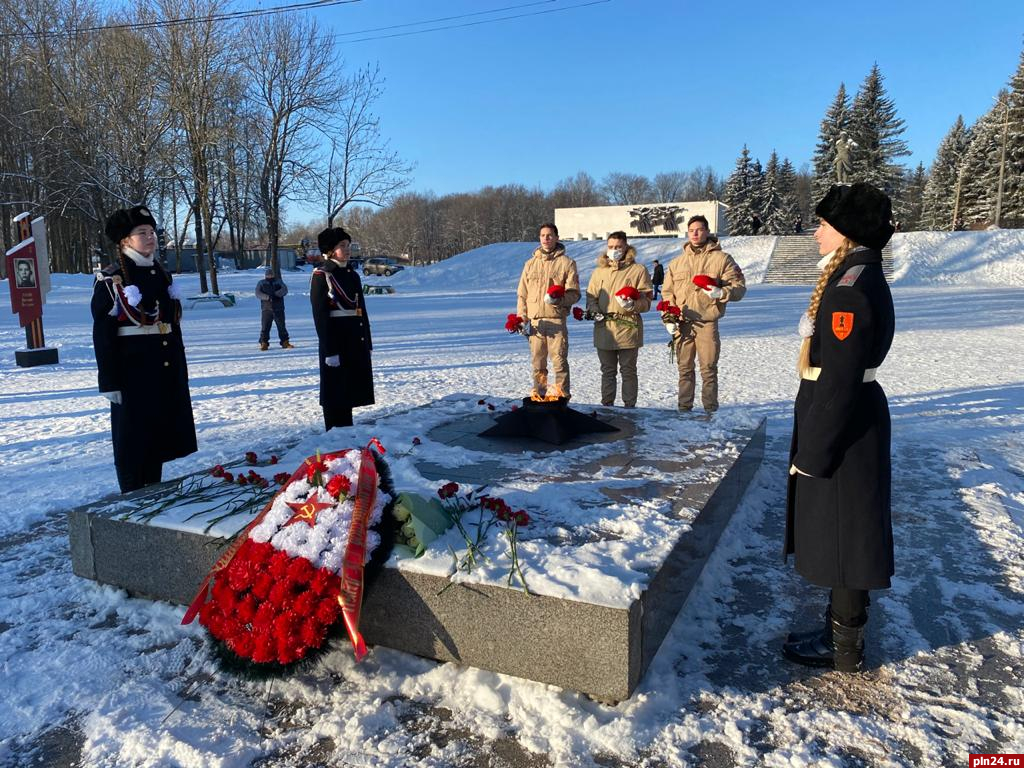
[555,201,729,241]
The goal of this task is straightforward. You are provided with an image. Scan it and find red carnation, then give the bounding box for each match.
[269,455,279,464]
[245,451,258,465]
[305,459,328,483]
[227,632,255,659]
[572,306,584,321]
[326,474,351,499]
[315,599,340,625]
[210,464,225,478]
[237,474,248,486]
[505,313,523,333]
[247,540,274,566]
[547,285,565,299]
[227,559,256,592]
[293,590,317,617]
[251,572,274,600]
[656,300,671,312]
[222,472,234,483]
[615,286,640,301]
[513,510,531,526]
[692,274,719,291]
[251,633,275,664]
[236,594,258,624]
[274,472,290,486]
[437,481,459,499]
[300,619,326,648]
[254,601,277,628]
[287,556,315,585]
[269,580,292,608]
[310,569,337,596]
[268,550,291,580]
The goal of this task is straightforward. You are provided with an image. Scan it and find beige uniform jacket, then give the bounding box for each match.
[517,245,581,320]
[585,247,653,350]
[662,236,746,323]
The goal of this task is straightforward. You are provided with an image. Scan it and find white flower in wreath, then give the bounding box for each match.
[167,283,184,301]
[123,284,142,307]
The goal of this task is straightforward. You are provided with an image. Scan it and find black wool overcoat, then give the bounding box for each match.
[91,259,198,469]
[310,260,375,410]
[784,247,895,590]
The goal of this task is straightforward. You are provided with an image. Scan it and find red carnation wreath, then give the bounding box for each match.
[183,441,398,670]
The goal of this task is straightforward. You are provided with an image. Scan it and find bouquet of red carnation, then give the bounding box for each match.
[184,442,397,669]
[692,274,720,291]
[546,285,565,300]
[615,286,640,301]
[572,306,584,321]
[505,313,524,333]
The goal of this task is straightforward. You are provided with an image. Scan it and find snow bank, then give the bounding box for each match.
[891,230,1024,286]
[369,236,775,294]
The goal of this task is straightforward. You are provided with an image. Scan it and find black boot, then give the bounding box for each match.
[832,617,865,673]
[782,622,834,668]
[785,604,833,646]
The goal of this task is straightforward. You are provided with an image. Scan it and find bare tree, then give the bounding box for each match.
[242,14,342,273]
[154,0,238,293]
[320,63,412,226]
[601,171,655,205]
[549,171,605,209]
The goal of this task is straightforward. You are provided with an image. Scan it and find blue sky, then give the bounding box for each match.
[305,0,1024,197]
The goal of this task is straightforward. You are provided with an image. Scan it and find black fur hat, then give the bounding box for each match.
[317,227,351,254]
[105,205,157,243]
[814,183,895,250]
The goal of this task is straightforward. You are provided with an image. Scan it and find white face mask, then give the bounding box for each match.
[608,248,624,261]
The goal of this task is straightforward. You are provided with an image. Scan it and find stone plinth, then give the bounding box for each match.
[69,397,764,701]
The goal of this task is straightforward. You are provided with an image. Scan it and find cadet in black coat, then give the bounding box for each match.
[91,205,198,493]
[782,183,896,673]
[311,227,374,430]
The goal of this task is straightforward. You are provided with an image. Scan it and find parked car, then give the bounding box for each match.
[363,257,404,277]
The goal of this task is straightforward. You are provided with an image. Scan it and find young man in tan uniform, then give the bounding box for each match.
[516,223,581,399]
[662,215,746,412]
[585,231,653,407]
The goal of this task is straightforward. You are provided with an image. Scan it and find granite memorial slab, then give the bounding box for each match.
[69,394,765,701]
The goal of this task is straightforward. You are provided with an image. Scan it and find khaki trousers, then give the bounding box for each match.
[676,320,721,411]
[529,318,570,397]
[597,347,639,407]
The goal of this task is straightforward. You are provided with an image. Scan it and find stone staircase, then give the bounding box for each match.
[764,234,894,284]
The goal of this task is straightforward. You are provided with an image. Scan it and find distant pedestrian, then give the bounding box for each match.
[91,204,197,493]
[794,215,803,234]
[651,259,664,299]
[311,227,374,430]
[783,182,896,673]
[751,214,763,235]
[256,267,293,350]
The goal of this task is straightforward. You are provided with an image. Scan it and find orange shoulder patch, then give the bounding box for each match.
[831,311,854,340]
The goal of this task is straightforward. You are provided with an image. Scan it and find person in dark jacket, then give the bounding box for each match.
[651,259,664,299]
[91,204,198,493]
[311,227,374,430]
[782,182,896,673]
[256,267,293,350]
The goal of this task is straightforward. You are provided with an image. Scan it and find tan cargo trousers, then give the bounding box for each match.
[676,320,720,411]
[529,318,570,397]
[596,347,639,407]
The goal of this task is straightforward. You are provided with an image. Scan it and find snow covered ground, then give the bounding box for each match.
[1,234,1023,766]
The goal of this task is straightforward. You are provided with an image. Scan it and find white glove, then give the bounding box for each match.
[167,283,184,300]
[543,293,558,305]
[102,391,122,405]
[663,322,679,337]
[616,297,636,311]
[704,286,724,300]
[325,355,341,367]
[798,312,814,338]
[789,464,812,477]
[123,284,142,307]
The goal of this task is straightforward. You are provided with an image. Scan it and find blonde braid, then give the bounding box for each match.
[797,239,854,376]
[117,244,131,287]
